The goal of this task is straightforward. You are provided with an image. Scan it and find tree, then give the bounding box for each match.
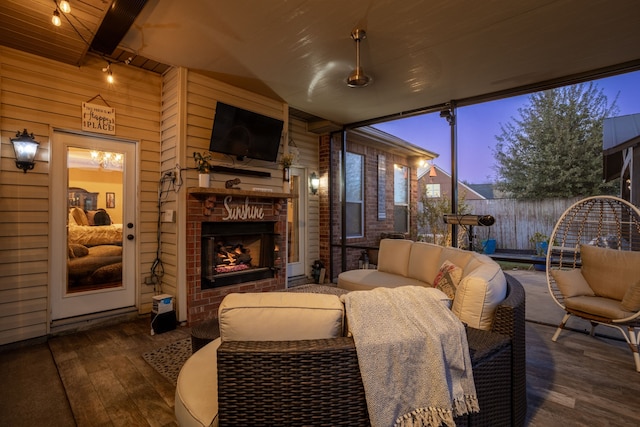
[493,83,619,199]
[417,190,470,247]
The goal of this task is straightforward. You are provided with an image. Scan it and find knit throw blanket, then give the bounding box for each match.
[341,286,479,427]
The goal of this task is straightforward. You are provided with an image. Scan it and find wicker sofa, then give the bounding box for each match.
[176,275,526,427]
[339,239,509,331]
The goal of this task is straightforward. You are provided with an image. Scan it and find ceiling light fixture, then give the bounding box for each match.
[59,0,71,14]
[347,28,372,88]
[91,150,123,169]
[51,9,61,26]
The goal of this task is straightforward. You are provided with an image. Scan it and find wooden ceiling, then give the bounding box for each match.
[0,0,168,74]
[1,0,640,125]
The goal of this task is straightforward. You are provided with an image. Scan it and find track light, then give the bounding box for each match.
[52,9,61,26]
[347,29,372,88]
[59,0,71,14]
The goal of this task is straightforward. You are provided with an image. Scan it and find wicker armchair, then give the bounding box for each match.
[546,195,640,372]
[217,274,526,427]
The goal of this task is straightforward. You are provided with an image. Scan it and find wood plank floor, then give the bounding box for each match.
[2,274,640,426]
[47,318,190,427]
[525,321,640,426]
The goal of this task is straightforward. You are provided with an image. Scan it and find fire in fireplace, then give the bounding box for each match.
[201,221,277,289]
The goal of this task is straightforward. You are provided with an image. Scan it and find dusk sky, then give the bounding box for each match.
[374,70,640,184]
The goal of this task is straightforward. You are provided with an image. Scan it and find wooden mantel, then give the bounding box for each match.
[188,187,295,200]
[188,187,295,216]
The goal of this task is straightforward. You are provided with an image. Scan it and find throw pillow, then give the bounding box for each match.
[70,207,89,226]
[433,260,463,300]
[621,280,640,312]
[550,268,594,298]
[68,243,89,258]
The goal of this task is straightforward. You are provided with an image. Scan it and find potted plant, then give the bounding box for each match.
[529,231,549,271]
[193,151,212,188]
[279,152,296,182]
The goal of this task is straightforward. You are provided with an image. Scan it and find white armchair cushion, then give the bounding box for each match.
[218,292,345,341]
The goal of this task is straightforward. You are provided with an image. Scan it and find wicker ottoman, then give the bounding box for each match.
[191,317,220,353]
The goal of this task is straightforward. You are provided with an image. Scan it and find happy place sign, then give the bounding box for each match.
[82,102,116,135]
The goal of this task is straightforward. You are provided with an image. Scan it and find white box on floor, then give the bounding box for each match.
[152,294,174,314]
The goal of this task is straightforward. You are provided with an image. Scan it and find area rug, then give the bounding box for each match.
[142,338,191,385]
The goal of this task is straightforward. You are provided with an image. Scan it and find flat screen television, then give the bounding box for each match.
[209,102,284,162]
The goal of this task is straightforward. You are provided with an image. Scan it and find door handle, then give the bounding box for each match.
[127,234,134,240]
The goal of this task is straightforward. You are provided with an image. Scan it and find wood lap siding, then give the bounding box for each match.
[156,67,181,315]
[159,68,290,321]
[1,47,315,342]
[0,46,162,345]
[184,71,287,192]
[291,117,321,277]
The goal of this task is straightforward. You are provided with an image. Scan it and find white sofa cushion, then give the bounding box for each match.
[338,269,426,291]
[377,239,413,276]
[438,247,475,275]
[452,262,507,330]
[175,338,220,427]
[218,292,345,341]
[407,242,443,285]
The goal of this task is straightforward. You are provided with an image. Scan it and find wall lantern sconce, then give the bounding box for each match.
[310,172,320,195]
[11,129,40,173]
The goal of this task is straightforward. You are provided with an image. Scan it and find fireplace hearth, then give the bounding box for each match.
[187,188,290,325]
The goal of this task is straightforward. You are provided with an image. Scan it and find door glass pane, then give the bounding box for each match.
[288,175,300,263]
[67,147,124,293]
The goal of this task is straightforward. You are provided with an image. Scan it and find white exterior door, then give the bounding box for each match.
[51,131,137,320]
[287,167,307,278]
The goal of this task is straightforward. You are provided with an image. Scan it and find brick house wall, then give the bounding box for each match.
[319,130,427,282]
[186,192,288,325]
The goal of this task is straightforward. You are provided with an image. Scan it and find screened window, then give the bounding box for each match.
[346,152,364,237]
[394,165,409,233]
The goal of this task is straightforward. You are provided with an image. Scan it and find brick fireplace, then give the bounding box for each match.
[187,188,290,325]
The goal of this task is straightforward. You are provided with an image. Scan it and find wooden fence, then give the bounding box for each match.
[464,197,582,251]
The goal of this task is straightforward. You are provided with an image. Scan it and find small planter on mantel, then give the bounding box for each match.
[199,173,210,188]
